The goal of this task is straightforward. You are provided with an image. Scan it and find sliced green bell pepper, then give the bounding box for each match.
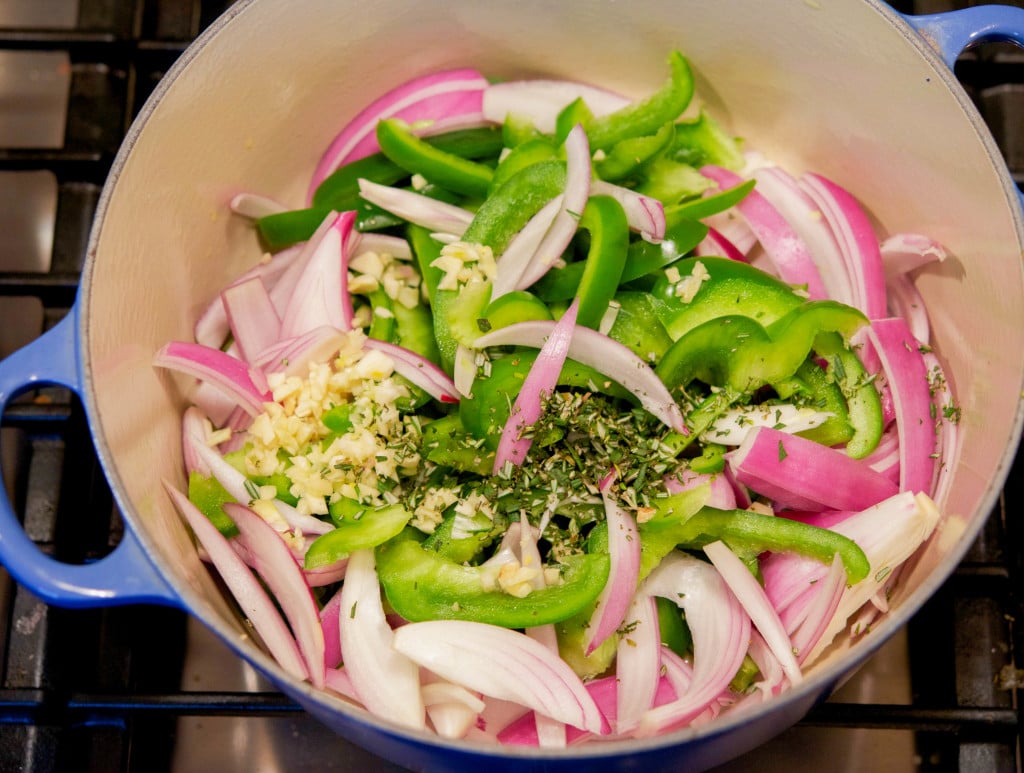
[188,472,238,537]
[422,413,495,476]
[573,195,630,329]
[595,121,676,182]
[304,503,413,569]
[488,137,557,194]
[376,530,611,628]
[376,118,494,199]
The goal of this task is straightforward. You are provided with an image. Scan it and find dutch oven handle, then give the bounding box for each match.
[903,6,1024,71]
[0,306,181,608]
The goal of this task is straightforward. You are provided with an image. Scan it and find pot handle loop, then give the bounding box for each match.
[0,307,181,608]
[904,6,1024,71]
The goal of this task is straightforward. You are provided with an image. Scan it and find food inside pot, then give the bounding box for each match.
[153,50,957,744]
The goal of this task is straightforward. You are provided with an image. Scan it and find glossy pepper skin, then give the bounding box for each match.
[375,529,610,628]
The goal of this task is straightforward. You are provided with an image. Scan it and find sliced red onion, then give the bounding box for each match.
[879,233,948,275]
[280,211,356,338]
[194,245,303,349]
[185,432,334,536]
[493,195,563,299]
[799,173,887,319]
[702,209,757,255]
[482,79,629,133]
[700,403,832,446]
[885,272,931,345]
[802,491,941,664]
[320,585,344,670]
[474,320,686,434]
[694,225,748,263]
[725,426,899,512]
[790,553,846,664]
[584,472,640,655]
[422,678,486,740]
[182,406,213,476]
[392,620,606,735]
[701,165,827,299]
[309,69,488,199]
[339,548,425,729]
[229,192,288,220]
[358,178,474,236]
[363,338,459,404]
[590,179,666,242]
[658,645,694,699]
[744,631,786,702]
[268,214,339,319]
[163,483,308,682]
[752,166,853,306]
[663,469,734,510]
[154,341,270,417]
[704,540,801,686]
[224,503,326,689]
[354,232,413,261]
[452,343,479,399]
[255,325,347,378]
[493,299,579,472]
[922,351,957,508]
[515,125,592,290]
[637,551,751,737]
[221,277,281,364]
[187,381,238,427]
[304,559,349,587]
[865,318,936,495]
[614,593,661,735]
[324,667,361,703]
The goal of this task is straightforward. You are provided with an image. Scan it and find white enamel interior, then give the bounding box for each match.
[79,0,1024,768]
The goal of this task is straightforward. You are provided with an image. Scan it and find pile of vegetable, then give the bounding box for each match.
[156,51,958,745]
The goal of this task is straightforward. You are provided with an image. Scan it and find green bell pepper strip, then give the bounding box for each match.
[408,224,444,305]
[554,97,595,144]
[367,288,396,343]
[188,472,238,537]
[421,512,497,564]
[665,108,745,171]
[605,292,674,363]
[689,441,727,474]
[640,506,870,584]
[814,332,884,459]
[392,295,442,366]
[664,179,756,227]
[376,118,495,199]
[775,360,855,448]
[459,350,632,447]
[656,595,693,658]
[487,138,557,194]
[655,301,869,394]
[635,155,713,205]
[650,256,804,341]
[573,195,630,329]
[375,530,611,628]
[422,414,495,476]
[584,51,694,151]
[532,218,707,304]
[312,126,504,210]
[304,503,412,570]
[595,121,676,182]
[502,113,543,147]
[441,279,492,355]
[482,290,553,331]
[462,160,566,253]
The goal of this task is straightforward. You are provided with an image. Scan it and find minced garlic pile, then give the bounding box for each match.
[243,329,422,518]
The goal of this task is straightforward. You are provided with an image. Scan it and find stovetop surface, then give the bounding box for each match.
[0,1,1020,771]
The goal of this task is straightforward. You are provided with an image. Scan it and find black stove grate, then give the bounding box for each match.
[0,1,1020,771]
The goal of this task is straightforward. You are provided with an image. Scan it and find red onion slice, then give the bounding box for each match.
[701,165,827,299]
[482,79,629,133]
[663,468,733,510]
[221,277,281,364]
[474,320,686,434]
[163,483,308,682]
[229,192,288,220]
[584,472,640,655]
[790,553,846,664]
[392,619,606,735]
[922,350,958,507]
[752,165,853,306]
[358,178,474,236]
[638,551,751,737]
[280,211,356,338]
[324,667,361,703]
[725,426,899,512]
[355,232,413,261]
[590,180,666,242]
[694,225,748,263]
[255,325,346,377]
[363,338,459,404]
[493,195,562,299]
[493,299,579,472]
[880,233,948,275]
[704,540,801,685]
[224,503,326,689]
[515,125,592,290]
[320,585,344,670]
[154,341,270,417]
[799,172,887,319]
[309,69,489,199]
[339,549,425,729]
[614,593,661,734]
[865,318,937,495]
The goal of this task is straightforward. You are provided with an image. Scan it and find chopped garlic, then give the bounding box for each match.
[430,241,496,291]
[673,259,711,303]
